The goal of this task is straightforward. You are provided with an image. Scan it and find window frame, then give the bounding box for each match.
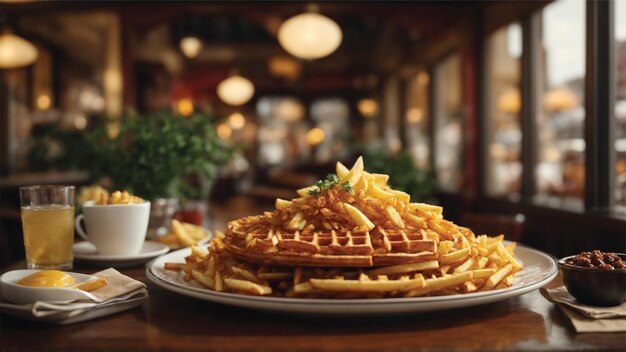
[478,0,622,217]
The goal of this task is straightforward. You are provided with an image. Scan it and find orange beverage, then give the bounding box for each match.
[20,185,75,270]
[21,205,74,269]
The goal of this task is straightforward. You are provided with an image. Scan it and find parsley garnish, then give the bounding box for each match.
[307,173,351,196]
[341,181,354,193]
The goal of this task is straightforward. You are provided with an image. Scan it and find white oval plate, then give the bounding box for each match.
[146,243,558,316]
[74,241,169,268]
[0,270,98,304]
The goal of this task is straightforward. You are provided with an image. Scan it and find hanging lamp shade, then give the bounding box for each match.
[216,75,255,106]
[179,36,203,59]
[277,12,342,60]
[0,31,38,69]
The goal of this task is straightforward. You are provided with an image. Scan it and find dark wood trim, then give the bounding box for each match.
[477,8,488,198]
[0,69,7,176]
[399,78,409,150]
[427,66,436,172]
[584,0,615,212]
[520,14,540,201]
[481,1,551,36]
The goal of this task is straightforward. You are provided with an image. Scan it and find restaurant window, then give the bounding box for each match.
[310,98,350,163]
[485,22,522,198]
[433,53,463,191]
[256,96,308,168]
[535,0,586,208]
[615,0,626,212]
[404,70,430,170]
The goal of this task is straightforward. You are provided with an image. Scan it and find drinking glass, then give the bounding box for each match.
[20,185,75,270]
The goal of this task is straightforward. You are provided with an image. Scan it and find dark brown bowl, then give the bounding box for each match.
[558,254,626,307]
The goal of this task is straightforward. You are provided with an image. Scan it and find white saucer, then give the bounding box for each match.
[73,241,169,268]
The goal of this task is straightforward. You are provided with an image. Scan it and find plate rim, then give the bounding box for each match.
[73,240,170,261]
[146,242,558,306]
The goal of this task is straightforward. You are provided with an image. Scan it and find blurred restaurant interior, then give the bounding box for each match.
[0,0,624,267]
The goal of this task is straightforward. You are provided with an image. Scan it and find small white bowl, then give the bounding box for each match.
[0,270,99,305]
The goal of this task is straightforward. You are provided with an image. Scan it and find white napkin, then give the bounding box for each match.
[541,286,626,333]
[0,268,148,325]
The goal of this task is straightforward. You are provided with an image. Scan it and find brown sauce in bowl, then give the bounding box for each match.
[565,250,625,270]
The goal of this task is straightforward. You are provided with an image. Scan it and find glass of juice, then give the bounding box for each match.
[19,185,75,270]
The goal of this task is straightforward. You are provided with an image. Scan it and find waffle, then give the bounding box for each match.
[224,221,437,267]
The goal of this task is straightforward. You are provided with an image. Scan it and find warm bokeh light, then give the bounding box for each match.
[275,99,305,122]
[36,94,51,110]
[278,12,342,60]
[217,75,255,106]
[306,127,325,145]
[268,56,302,80]
[74,115,87,130]
[0,31,38,69]
[544,87,579,112]
[177,98,194,117]
[497,88,521,114]
[228,112,246,130]
[179,36,203,59]
[417,71,430,85]
[357,98,378,119]
[406,107,423,124]
[107,122,120,139]
[217,122,232,140]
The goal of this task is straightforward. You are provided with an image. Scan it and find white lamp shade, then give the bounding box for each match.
[0,32,38,69]
[278,13,342,60]
[217,75,255,106]
[179,36,203,59]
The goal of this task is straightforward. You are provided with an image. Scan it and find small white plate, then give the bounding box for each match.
[0,270,98,304]
[74,241,169,268]
[146,242,558,316]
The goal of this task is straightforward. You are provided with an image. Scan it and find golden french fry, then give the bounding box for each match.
[77,278,107,292]
[296,186,318,198]
[310,274,425,293]
[439,248,471,265]
[453,258,475,273]
[345,156,364,186]
[336,162,350,178]
[224,278,272,295]
[484,263,513,289]
[368,184,396,201]
[275,199,293,210]
[367,260,439,276]
[231,266,262,284]
[171,219,196,247]
[385,206,405,229]
[343,203,375,231]
[406,271,473,297]
[470,268,497,280]
[192,270,214,289]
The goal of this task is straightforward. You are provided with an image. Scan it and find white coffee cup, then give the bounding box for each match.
[75,200,151,255]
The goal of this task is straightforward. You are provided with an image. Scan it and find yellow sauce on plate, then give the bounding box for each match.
[16,270,76,287]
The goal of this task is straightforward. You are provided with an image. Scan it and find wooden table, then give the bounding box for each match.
[1,198,624,351]
[1,262,624,352]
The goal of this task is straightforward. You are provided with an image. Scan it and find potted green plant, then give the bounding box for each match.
[85,110,233,234]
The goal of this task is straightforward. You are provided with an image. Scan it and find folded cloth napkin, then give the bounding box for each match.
[541,286,626,333]
[0,268,148,325]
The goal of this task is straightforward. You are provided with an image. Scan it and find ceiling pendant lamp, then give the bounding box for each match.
[278,9,342,60]
[179,36,203,59]
[0,29,38,69]
[217,75,255,106]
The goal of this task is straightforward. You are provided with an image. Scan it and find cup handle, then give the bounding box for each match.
[75,214,90,242]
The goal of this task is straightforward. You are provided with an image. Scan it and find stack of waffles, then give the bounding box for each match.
[165,157,523,298]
